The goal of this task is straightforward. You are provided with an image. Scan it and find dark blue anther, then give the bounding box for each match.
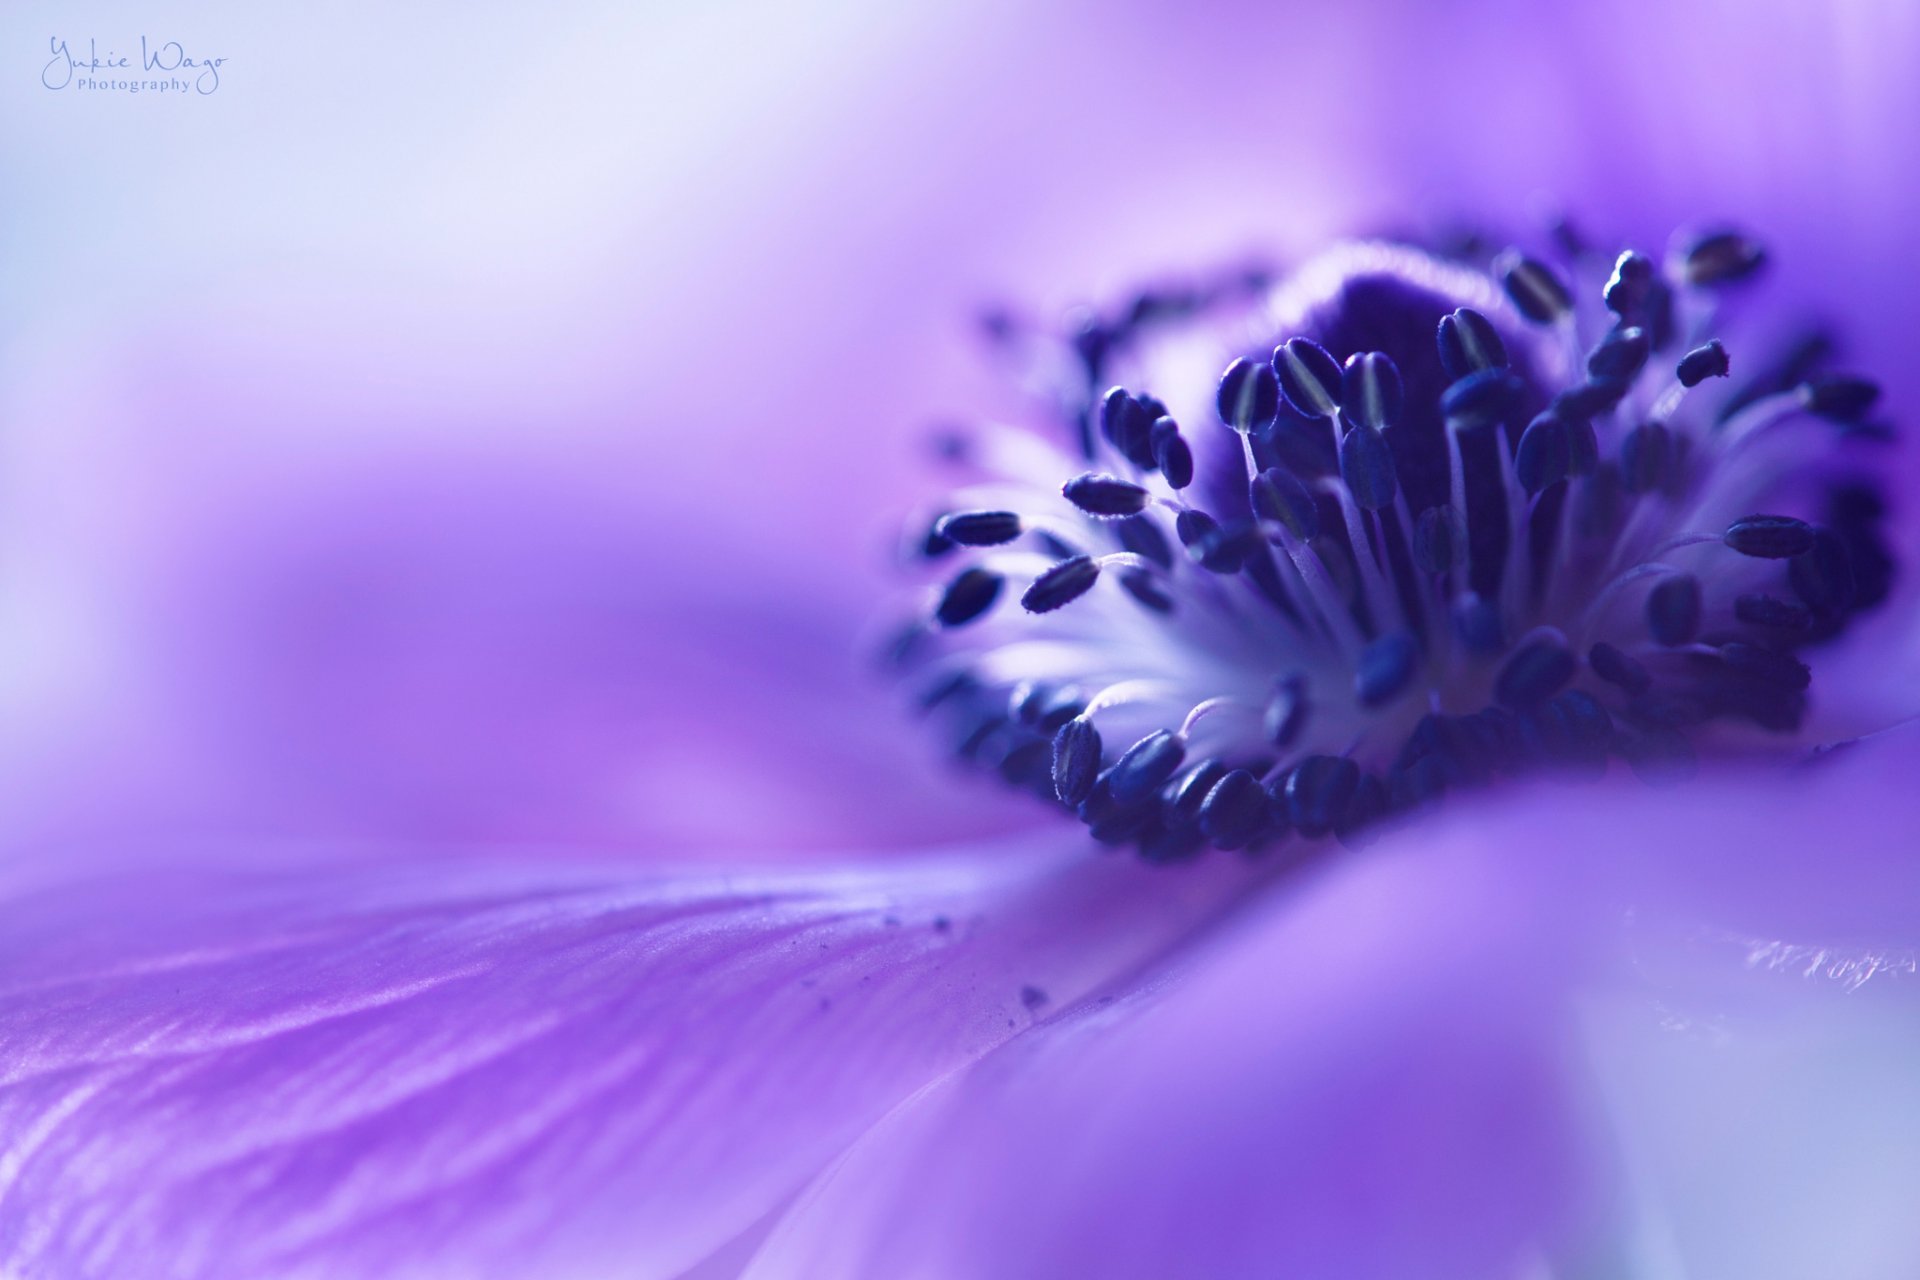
[1589,641,1652,695]
[1115,514,1173,569]
[1284,755,1360,839]
[1118,569,1173,614]
[1439,368,1520,428]
[1022,555,1100,613]
[1799,374,1881,422]
[1460,707,1523,775]
[1217,356,1281,432]
[1105,730,1187,803]
[1163,761,1229,827]
[1334,775,1388,849]
[1550,215,1585,257]
[1603,251,1656,319]
[1620,727,1697,787]
[1724,514,1815,559]
[1734,594,1811,632]
[1072,317,1111,380]
[1051,718,1102,806]
[1495,632,1576,707]
[1620,422,1670,494]
[1552,379,1630,421]
[1151,419,1194,489]
[1175,508,1219,553]
[1251,467,1319,539]
[1340,352,1404,431]
[1497,251,1573,324]
[919,519,957,559]
[1646,574,1702,646]
[1099,387,1158,470]
[1355,630,1420,707]
[936,567,1002,627]
[1389,752,1452,814]
[936,510,1022,547]
[1193,521,1262,574]
[1008,681,1051,724]
[1063,473,1150,518]
[1265,676,1309,746]
[1587,326,1651,383]
[1677,341,1730,387]
[1530,689,1611,778]
[1720,642,1812,691]
[1515,412,1572,495]
[1260,772,1296,841]
[1413,506,1460,574]
[1081,781,1155,845]
[1034,688,1086,733]
[1036,531,1082,560]
[1262,411,1339,478]
[1339,424,1398,510]
[1451,593,1506,654]
[1790,528,1856,615]
[1200,769,1267,849]
[1549,688,1612,754]
[1272,337,1343,420]
[916,669,976,710]
[1436,308,1508,380]
[1137,825,1206,865]
[1679,230,1766,286]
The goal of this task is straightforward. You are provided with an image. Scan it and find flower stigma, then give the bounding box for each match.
[890,228,1895,861]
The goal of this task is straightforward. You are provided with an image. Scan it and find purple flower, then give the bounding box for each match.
[8,224,1916,1278]
[5,3,1920,1278]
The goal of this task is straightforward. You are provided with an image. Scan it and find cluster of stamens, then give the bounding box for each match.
[891,229,1893,861]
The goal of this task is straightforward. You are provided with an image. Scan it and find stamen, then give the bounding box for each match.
[1062,474,1151,518]
[1677,340,1731,387]
[1676,229,1767,285]
[894,228,1895,860]
[1496,251,1573,324]
[936,511,1023,547]
[1646,575,1702,646]
[936,567,1002,627]
[1724,515,1815,559]
[1022,555,1100,612]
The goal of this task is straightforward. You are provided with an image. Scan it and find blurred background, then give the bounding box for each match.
[0,0,1914,859]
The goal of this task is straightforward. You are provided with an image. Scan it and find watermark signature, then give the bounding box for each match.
[42,37,228,96]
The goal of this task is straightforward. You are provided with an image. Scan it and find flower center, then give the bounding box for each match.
[891,231,1894,861]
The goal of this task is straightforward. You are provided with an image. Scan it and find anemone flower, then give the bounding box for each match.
[5,3,1920,1280]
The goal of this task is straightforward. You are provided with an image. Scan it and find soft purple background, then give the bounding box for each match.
[1,0,1914,859]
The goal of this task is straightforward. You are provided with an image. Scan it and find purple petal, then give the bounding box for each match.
[746,835,1598,1280]
[0,841,1256,1278]
[1519,721,1920,948]
[1585,945,1920,1279]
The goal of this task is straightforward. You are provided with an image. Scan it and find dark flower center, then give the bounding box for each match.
[890,230,1895,861]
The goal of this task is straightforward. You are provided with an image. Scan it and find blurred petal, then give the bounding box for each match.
[1557,730,1920,1278]
[747,832,1598,1280]
[1585,939,1920,1280]
[0,838,1256,1279]
[1508,722,1920,952]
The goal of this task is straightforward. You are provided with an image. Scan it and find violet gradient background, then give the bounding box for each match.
[0,0,1915,862]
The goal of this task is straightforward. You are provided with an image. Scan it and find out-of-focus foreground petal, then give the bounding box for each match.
[0,839,1256,1279]
[747,830,1599,1280]
[1543,727,1920,1279]
[1585,943,1920,1280]
[745,728,1920,1280]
